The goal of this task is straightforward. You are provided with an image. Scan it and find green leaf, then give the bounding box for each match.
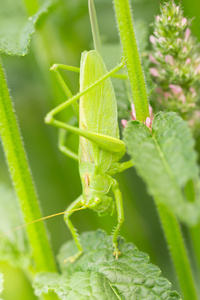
[0,0,55,56]
[0,272,4,298]
[34,230,180,300]
[124,111,200,226]
[0,185,31,268]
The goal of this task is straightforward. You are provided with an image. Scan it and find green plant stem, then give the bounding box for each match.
[185,180,200,273]
[157,203,198,300]
[0,60,57,276]
[113,1,198,297]
[88,0,102,54]
[190,224,200,275]
[113,0,149,122]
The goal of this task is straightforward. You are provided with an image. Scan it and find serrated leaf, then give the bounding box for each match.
[124,111,200,226]
[0,185,31,268]
[34,230,180,300]
[0,0,55,56]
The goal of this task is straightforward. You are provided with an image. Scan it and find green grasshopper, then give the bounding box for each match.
[45,0,133,262]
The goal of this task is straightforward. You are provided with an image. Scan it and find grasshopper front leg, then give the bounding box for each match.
[112,179,124,259]
[64,195,86,263]
[58,128,78,161]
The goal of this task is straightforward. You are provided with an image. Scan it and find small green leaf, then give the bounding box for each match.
[124,111,200,226]
[0,185,31,268]
[34,230,180,300]
[0,0,55,56]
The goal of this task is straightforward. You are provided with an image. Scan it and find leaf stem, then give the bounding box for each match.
[88,0,102,54]
[157,203,198,300]
[0,60,57,276]
[113,0,149,121]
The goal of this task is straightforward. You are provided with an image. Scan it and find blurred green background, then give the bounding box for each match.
[0,0,200,298]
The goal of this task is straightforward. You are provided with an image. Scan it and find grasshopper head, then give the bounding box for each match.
[82,195,115,216]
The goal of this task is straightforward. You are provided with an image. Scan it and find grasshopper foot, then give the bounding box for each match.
[64,251,83,263]
[113,246,121,260]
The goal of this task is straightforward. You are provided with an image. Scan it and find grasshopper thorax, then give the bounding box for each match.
[80,164,115,215]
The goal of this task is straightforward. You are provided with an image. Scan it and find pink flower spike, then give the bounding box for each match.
[145,117,152,129]
[183,46,187,53]
[165,55,174,65]
[185,58,191,65]
[188,103,196,108]
[131,103,136,120]
[168,16,171,21]
[195,64,200,75]
[178,94,186,104]
[174,68,179,74]
[185,28,191,42]
[156,51,163,58]
[195,111,200,118]
[189,87,197,97]
[121,119,128,128]
[150,35,157,45]
[156,15,161,21]
[150,68,159,77]
[177,38,182,45]
[149,54,158,65]
[181,18,187,26]
[149,105,153,118]
[156,87,163,94]
[164,92,172,100]
[169,84,182,95]
[159,37,166,43]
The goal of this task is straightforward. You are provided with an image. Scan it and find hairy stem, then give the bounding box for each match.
[157,204,198,300]
[113,0,149,121]
[0,60,57,276]
[185,180,200,273]
[190,225,200,275]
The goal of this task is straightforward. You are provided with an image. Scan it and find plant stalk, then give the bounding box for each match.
[113,0,198,298]
[113,0,149,121]
[185,180,200,273]
[0,59,57,276]
[157,204,198,300]
[88,0,102,54]
[190,224,200,276]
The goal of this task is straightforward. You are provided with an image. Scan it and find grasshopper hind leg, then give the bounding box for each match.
[111,179,124,259]
[64,195,85,263]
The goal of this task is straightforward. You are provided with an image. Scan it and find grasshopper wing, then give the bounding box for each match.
[79,50,120,172]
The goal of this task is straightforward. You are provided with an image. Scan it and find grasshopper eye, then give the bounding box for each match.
[94,197,101,204]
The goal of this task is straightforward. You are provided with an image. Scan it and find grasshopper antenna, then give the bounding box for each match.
[0,207,86,238]
[88,0,102,54]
